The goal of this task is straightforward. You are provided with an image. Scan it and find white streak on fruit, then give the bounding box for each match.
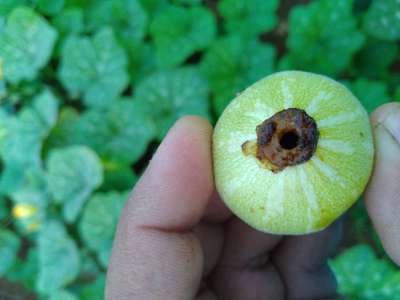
[281,81,294,108]
[319,139,354,154]
[306,91,333,114]
[318,111,362,128]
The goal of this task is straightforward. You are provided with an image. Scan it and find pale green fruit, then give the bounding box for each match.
[213,71,374,235]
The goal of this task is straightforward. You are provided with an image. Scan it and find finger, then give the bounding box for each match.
[196,290,219,300]
[106,116,214,300]
[127,116,214,230]
[209,218,285,300]
[273,219,342,300]
[365,103,400,265]
[193,223,224,276]
[202,191,232,223]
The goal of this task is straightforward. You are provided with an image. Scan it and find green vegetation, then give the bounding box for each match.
[0,0,399,299]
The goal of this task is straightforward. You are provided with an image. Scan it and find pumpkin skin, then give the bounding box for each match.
[213,71,374,235]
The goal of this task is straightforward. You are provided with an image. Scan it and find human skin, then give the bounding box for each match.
[105,103,400,300]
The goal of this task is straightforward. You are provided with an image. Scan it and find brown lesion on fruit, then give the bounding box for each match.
[242,108,319,173]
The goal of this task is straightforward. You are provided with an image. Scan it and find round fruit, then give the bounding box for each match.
[213,71,374,235]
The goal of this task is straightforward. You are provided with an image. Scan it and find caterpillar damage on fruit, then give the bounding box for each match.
[242,108,319,172]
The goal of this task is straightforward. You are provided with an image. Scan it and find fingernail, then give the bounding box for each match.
[382,108,400,145]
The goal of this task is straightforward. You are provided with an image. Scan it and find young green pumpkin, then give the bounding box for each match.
[213,71,374,235]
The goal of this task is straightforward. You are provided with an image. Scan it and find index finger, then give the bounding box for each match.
[365,103,400,265]
[106,116,214,300]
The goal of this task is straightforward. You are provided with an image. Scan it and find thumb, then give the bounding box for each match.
[105,116,214,300]
[365,103,400,265]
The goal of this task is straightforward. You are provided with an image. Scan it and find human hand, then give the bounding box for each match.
[105,103,400,300]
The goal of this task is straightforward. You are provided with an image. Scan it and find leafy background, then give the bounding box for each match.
[0,0,399,299]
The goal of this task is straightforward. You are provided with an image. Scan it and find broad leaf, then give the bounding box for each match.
[50,290,78,300]
[101,165,138,192]
[0,0,28,16]
[0,229,20,275]
[218,0,278,36]
[363,0,400,41]
[139,0,168,19]
[150,5,216,67]
[0,196,7,220]
[126,41,158,84]
[0,7,57,83]
[286,0,364,76]
[0,90,58,194]
[52,7,84,36]
[350,78,391,113]
[6,248,38,291]
[354,39,398,77]
[37,221,80,294]
[46,146,103,222]
[74,99,155,164]
[200,36,276,114]
[58,27,129,108]
[45,107,80,150]
[87,0,147,43]
[134,67,210,139]
[330,244,400,299]
[78,274,105,300]
[36,0,64,16]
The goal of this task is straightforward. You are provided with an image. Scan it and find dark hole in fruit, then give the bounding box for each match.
[242,108,319,172]
[279,131,299,150]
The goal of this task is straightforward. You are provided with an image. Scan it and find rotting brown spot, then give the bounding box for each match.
[242,108,319,172]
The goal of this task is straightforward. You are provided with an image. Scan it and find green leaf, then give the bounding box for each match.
[331,244,400,299]
[375,272,400,300]
[138,0,168,19]
[200,36,276,115]
[395,86,400,102]
[350,78,391,113]
[101,165,138,192]
[79,191,128,268]
[52,7,84,36]
[0,229,20,275]
[10,167,48,206]
[8,167,48,234]
[74,99,155,164]
[363,0,400,41]
[87,0,147,43]
[79,249,101,276]
[286,0,364,76]
[46,146,103,222]
[134,67,210,139]
[37,221,80,294]
[78,274,105,300]
[45,107,80,151]
[218,0,278,36]
[0,196,8,220]
[173,0,201,4]
[330,244,376,296]
[0,7,57,83]
[354,39,398,77]
[58,27,129,108]
[150,5,216,67]
[0,0,28,16]
[32,90,59,130]
[49,290,78,300]
[0,90,58,172]
[6,248,38,291]
[359,259,396,299]
[126,42,158,84]
[36,0,65,15]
